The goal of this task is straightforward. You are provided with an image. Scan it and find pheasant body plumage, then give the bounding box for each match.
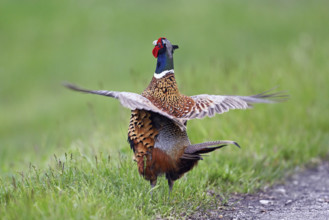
[142,73,194,118]
[64,37,287,195]
[128,108,194,187]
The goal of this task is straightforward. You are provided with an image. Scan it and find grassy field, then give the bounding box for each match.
[1,0,329,219]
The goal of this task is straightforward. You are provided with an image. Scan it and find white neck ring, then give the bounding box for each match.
[154,69,174,79]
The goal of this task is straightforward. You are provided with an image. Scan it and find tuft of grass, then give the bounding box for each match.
[1,0,329,219]
[0,150,215,219]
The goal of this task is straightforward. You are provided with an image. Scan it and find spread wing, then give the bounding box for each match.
[183,90,288,120]
[63,83,187,130]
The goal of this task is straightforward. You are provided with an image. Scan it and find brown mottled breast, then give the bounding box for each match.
[142,73,195,118]
[128,109,177,182]
[127,109,192,182]
[128,110,157,176]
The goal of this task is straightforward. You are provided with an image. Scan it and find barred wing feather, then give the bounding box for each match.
[64,83,287,129]
[63,83,187,130]
[185,90,287,120]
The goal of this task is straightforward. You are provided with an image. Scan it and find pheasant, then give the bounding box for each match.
[64,37,286,195]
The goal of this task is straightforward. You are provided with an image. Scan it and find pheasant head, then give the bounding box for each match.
[142,38,194,117]
[152,37,179,78]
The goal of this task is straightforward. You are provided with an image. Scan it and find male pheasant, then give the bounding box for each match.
[64,37,286,195]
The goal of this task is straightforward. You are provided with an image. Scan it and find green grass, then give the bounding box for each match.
[1,0,329,219]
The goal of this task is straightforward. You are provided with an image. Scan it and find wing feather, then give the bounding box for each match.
[63,83,187,130]
[64,83,287,126]
[185,90,287,120]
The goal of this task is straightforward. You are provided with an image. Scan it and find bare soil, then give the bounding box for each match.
[190,161,329,220]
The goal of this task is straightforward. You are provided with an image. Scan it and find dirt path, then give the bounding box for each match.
[191,161,329,220]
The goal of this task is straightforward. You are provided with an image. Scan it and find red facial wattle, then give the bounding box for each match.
[152,37,166,58]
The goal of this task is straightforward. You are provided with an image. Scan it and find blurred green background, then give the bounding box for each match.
[1,0,328,173]
[0,0,329,219]
[0,0,329,217]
